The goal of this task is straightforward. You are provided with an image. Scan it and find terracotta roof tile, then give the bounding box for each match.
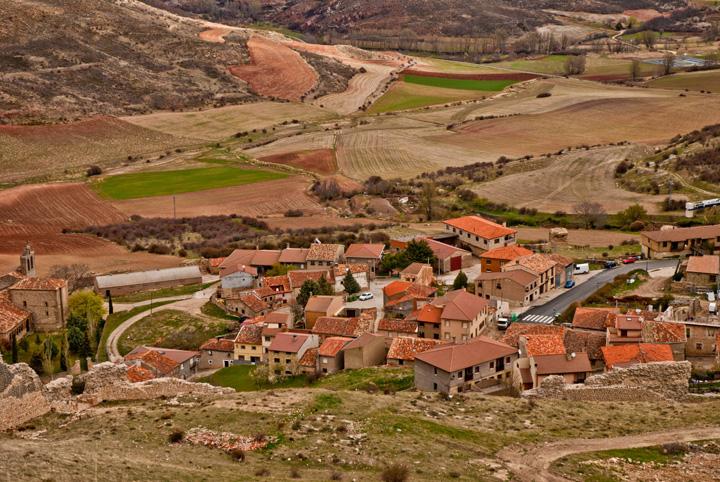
[601,343,674,369]
[572,307,617,331]
[200,337,235,352]
[414,336,515,372]
[209,257,226,268]
[444,215,516,239]
[534,352,592,375]
[312,316,373,338]
[307,243,344,262]
[298,347,318,367]
[0,299,30,335]
[387,336,446,361]
[378,318,418,334]
[474,270,538,286]
[642,224,720,243]
[288,270,333,289]
[125,349,182,376]
[433,290,487,322]
[263,275,291,293]
[10,277,67,290]
[279,248,309,264]
[126,364,155,383]
[422,238,469,260]
[501,323,565,348]
[507,254,556,275]
[234,323,264,345]
[522,334,566,357]
[345,243,385,259]
[614,314,643,331]
[234,291,269,312]
[414,304,443,324]
[686,255,720,275]
[563,330,606,361]
[642,321,687,344]
[401,263,432,275]
[268,332,312,353]
[318,337,352,357]
[547,253,574,267]
[480,245,533,261]
[343,333,384,350]
[334,264,369,277]
[250,250,282,267]
[383,281,436,299]
[305,295,343,313]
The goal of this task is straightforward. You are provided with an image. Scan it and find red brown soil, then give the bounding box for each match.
[0,183,180,275]
[623,9,666,22]
[0,116,142,142]
[514,227,638,247]
[112,176,324,218]
[228,36,318,101]
[401,69,539,81]
[259,149,337,175]
[198,27,232,44]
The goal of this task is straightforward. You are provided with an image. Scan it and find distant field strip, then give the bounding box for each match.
[403,74,518,91]
[96,166,287,199]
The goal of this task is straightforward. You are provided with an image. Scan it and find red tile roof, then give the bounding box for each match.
[522,334,566,357]
[345,243,385,259]
[268,332,312,353]
[534,352,592,375]
[401,263,432,275]
[480,245,533,261]
[642,224,720,243]
[444,215,516,239]
[378,318,418,334]
[642,321,687,344]
[234,323,264,345]
[288,270,333,289]
[318,337,352,357]
[222,263,258,277]
[9,277,67,290]
[209,257,226,268]
[279,248,310,264]
[387,336,446,361]
[236,292,269,313]
[125,346,198,376]
[343,333,385,350]
[433,290,487,322]
[501,323,565,348]
[563,330,606,361]
[126,364,155,383]
[422,238,470,260]
[507,254,556,275]
[334,264,369,277]
[614,314,643,331]
[686,255,720,275]
[200,337,235,352]
[414,336,516,372]
[305,295,343,313]
[251,250,282,267]
[0,298,30,335]
[263,275,291,293]
[307,243,344,262]
[312,316,373,338]
[601,343,674,369]
[383,281,436,299]
[475,269,538,286]
[298,347,318,367]
[265,310,291,326]
[572,307,617,331]
[414,304,443,324]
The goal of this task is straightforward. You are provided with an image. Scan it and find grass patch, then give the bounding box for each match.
[117,309,232,355]
[315,367,414,392]
[494,55,568,75]
[200,364,309,391]
[95,166,287,200]
[311,393,343,412]
[648,69,720,92]
[201,301,240,321]
[369,81,487,113]
[403,74,516,91]
[113,282,215,303]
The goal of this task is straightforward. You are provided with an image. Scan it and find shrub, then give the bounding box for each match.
[70,377,86,395]
[86,165,102,177]
[290,468,302,479]
[381,464,410,482]
[285,209,304,217]
[168,429,184,444]
[536,92,552,98]
[230,448,245,462]
[661,442,687,455]
[330,472,343,480]
[255,468,270,477]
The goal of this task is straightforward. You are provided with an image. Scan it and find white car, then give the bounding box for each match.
[358,292,374,301]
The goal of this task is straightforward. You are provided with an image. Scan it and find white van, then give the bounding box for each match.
[573,263,590,275]
[710,302,717,314]
[707,292,716,302]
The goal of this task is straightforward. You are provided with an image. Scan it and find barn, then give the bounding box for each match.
[94,266,203,297]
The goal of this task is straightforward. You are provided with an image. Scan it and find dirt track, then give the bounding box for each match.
[229,36,318,102]
[499,426,720,482]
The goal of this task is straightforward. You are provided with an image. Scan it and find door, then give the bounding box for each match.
[495,357,505,372]
[223,360,232,368]
[464,367,473,381]
[450,256,462,271]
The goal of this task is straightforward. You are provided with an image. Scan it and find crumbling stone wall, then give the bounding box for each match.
[0,357,50,431]
[524,361,693,401]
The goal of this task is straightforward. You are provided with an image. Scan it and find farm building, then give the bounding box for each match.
[640,224,720,258]
[94,266,203,297]
[423,238,472,273]
[220,265,258,290]
[684,255,719,287]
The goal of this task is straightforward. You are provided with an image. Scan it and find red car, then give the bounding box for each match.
[622,257,636,264]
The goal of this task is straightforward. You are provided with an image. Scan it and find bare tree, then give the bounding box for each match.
[662,52,675,76]
[640,30,658,50]
[563,55,587,76]
[630,59,642,81]
[419,181,437,221]
[49,264,92,292]
[573,201,607,229]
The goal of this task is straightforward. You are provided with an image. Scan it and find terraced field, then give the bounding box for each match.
[647,69,720,92]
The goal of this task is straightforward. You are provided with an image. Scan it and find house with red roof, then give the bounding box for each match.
[422,238,472,273]
[0,293,31,349]
[220,264,258,291]
[443,215,517,256]
[317,336,353,374]
[267,332,319,376]
[479,245,533,273]
[382,280,437,318]
[474,270,540,307]
[378,318,418,339]
[124,346,199,379]
[503,253,557,296]
[224,290,271,318]
[399,263,434,286]
[386,336,446,367]
[198,336,236,370]
[304,295,344,329]
[414,337,518,394]
[517,333,592,389]
[431,290,493,343]
[343,333,387,369]
[571,307,618,332]
[345,243,385,277]
[311,315,374,341]
[685,255,720,286]
[234,321,265,364]
[601,343,675,370]
[408,303,443,340]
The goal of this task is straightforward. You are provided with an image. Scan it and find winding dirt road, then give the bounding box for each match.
[499,426,720,481]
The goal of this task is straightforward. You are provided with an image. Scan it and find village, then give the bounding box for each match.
[2,214,719,399]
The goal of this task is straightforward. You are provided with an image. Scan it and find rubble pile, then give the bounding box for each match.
[184,427,273,452]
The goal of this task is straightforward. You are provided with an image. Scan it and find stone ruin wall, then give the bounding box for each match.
[523,361,694,401]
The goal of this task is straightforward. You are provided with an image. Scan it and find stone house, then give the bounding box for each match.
[198,337,235,370]
[94,266,202,297]
[124,346,199,380]
[606,313,644,345]
[304,295,344,329]
[641,320,687,360]
[262,275,293,304]
[220,265,257,290]
[386,337,445,367]
[414,337,518,394]
[333,264,369,293]
[383,281,436,318]
[267,332,319,376]
[474,270,540,307]
[344,243,385,277]
[547,254,575,288]
[378,318,418,339]
[503,254,556,296]
[298,347,319,375]
[685,255,720,287]
[443,215,517,256]
[306,243,345,268]
[224,290,270,318]
[479,245,533,273]
[317,337,352,374]
[571,307,617,332]
[600,343,675,370]
[682,319,720,360]
[0,296,31,349]
[409,303,443,340]
[342,333,387,369]
[516,333,592,389]
[218,249,282,275]
[233,322,264,364]
[278,248,310,269]
[641,224,720,259]
[311,315,374,341]
[8,277,69,332]
[432,290,493,343]
[400,263,434,286]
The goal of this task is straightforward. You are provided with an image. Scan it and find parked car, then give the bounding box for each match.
[573,263,590,275]
[358,292,373,301]
[622,257,636,264]
[564,280,576,289]
[497,318,510,330]
[604,260,618,269]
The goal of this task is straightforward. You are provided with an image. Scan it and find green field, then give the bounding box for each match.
[368,81,489,113]
[414,57,507,73]
[648,69,720,91]
[494,55,568,75]
[95,165,288,200]
[403,74,517,91]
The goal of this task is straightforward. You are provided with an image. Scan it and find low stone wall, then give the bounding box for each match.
[0,358,51,431]
[524,361,693,402]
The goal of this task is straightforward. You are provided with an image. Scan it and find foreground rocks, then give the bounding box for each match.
[0,357,231,431]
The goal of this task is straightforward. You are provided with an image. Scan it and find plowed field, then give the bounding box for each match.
[229,36,318,101]
[259,149,337,175]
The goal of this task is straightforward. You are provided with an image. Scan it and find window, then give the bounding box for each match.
[462,322,468,329]
[23,301,27,308]
[399,360,404,366]
[696,342,704,350]
[274,358,280,363]
[433,383,438,390]
[251,346,256,351]
[433,367,437,375]
[505,357,510,363]
[489,361,494,369]
[474,366,479,373]
[208,360,213,365]
[44,302,48,307]
[322,358,328,364]
[241,345,245,350]
[444,333,450,340]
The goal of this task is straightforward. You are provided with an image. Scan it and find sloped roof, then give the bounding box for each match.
[200,337,235,352]
[10,277,67,290]
[343,333,385,350]
[0,272,25,291]
[268,332,312,353]
[0,298,30,335]
[265,310,291,326]
[263,275,291,293]
[642,321,687,344]
[334,264,369,277]
[614,314,643,331]
[501,323,565,348]
[232,291,269,313]
[687,255,720,275]
[422,237,470,260]
[522,334,566,357]
[383,281,436,300]
[433,290,487,322]
[563,330,606,361]
[345,243,385,259]
[95,266,200,289]
[288,270,333,289]
[126,364,155,383]
[414,304,443,324]
[572,307,617,331]
[125,346,197,375]
[318,337,352,357]
[601,343,674,369]
[312,316,373,338]
[305,295,343,313]
[387,336,446,361]
[222,264,258,278]
[401,263,432,276]
[279,248,309,264]
[414,336,515,372]
[534,352,591,375]
[251,250,282,267]
[642,224,720,243]
[443,215,516,239]
[509,254,556,275]
[298,347,318,367]
[378,318,418,334]
[474,270,538,287]
[480,245,533,261]
[547,253,574,267]
[234,323,264,345]
[307,243,343,262]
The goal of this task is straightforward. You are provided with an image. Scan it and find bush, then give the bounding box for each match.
[168,429,184,444]
[230,448,245,462]
[285,209,304,217]
[290,468,302,479]
[536,92,552,98]
[70,377,86,395]
[330,472,343,481]
[381,464,410,482]
[255,468,270,477]
[629,220,646,231]
[661,442,687,455]
[86,165,102,177]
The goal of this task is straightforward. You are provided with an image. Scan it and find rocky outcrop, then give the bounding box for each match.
[0,356,51,431]
[524,361,693,402]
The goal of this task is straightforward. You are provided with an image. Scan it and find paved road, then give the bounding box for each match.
[524,259,679,317]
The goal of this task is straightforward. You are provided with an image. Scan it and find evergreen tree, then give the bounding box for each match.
[10,334,18,364]
[342,271,361,294]
[453,271,468,290]
[317,275,334,295]
[68,291,106,353]
[296,280,319,307]
[404,240,437,267]
[66,314,89,355]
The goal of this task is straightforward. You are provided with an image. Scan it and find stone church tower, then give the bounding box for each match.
[19,242,36,277]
